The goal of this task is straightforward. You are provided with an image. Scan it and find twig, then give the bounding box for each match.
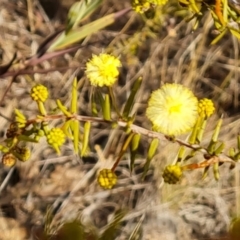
[25,114,237,165]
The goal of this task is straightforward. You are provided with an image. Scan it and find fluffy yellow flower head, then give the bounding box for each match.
[146,83,199,136]
[85,53,121,87]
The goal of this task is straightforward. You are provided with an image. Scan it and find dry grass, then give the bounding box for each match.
[0,0,239,239]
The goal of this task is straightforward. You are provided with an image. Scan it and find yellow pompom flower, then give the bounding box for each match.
[97,169,117,189]
[146,83,199,136]
[198,98,215,118]
[46,128,65,154]
[30,84,49,102]
[162,165,183,184]
[85,53,121,87]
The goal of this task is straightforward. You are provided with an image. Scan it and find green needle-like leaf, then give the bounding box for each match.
[228,147,235,158]
[142,138,159,179]
[66,0,103,33]
[223,0,228,23]
[213,162,219,180]
[208,141,217,155]
[71,119,80,154]
[14,109,26,121]
[211,28,228,45]
[212,118,223,142]
[70,78,78,114]
[177,146,186,163]
[103,94,111,121]
[214,142,225,155]
[62,119,73,139]
[130,133,141,172]
[189,117,202,144]
[184,150,196,161]
[122,77,142,119]
[81,121,91,157]
[57,99,72,117]
[41,121,50,136]
[207,118,223,154]
[108,86,121,117]
[147,138,159,160]
[18,135,38,143]
[189,0,201,14]
[49,8,131,51]
[196,118,207,143]
[237,135,240,150]
[37,101,47,116]
[91,90,98,116]
[202,166,210,179]
[229,28,240,39]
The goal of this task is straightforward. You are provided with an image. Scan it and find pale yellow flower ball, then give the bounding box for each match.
[146,83,199,136]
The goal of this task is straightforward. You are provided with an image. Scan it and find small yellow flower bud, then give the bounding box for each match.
[162,165,183,184]
[2,153,17,167]
[97,169,117,189]
[30,84,49,102]
[46,128,65,154]
[198,98,215,118]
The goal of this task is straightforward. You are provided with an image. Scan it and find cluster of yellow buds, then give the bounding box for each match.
[198,98,215,118]
[1,84,67,167]
[30,84,49,102]
[162,165,183,184]
[1,146,31,167]
[46,128,66,155]
[97,169,117,189]
[30,84,49,115]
